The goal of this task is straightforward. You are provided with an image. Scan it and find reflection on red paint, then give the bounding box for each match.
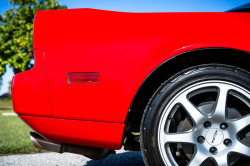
[68,73,99,84]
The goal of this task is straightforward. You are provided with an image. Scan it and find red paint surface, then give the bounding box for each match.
[12,9,250,149]
[19,115,124,149]
[33,9,250,123]
[12,50,52,117]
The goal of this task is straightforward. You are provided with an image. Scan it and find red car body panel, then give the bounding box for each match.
[12,50,52,117]
[33,9,250,123]
[12,8,250,149]
[19,115,124,149]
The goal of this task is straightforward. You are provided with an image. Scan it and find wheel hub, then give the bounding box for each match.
[206,128,224,146]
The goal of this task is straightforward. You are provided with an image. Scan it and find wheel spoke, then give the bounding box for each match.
[188,150,207,166]
[165,132,195,144]
[214,154,228,166]
[231,142,250,157]
[231,114,250,131]
[213,85,229,117]
[180,97,204,124]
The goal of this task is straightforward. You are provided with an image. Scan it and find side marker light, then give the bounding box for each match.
[68,73,100,84]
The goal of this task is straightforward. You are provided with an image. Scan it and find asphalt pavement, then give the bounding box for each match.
[0,149,145,166]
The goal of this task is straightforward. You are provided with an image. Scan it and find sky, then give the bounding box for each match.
[0,0,249,95]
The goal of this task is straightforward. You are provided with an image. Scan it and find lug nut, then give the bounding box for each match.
[204,121,211,128]
[220,123,228,130]
[197,136,205,144]
[224,139,232,147]
[209,147,218,155]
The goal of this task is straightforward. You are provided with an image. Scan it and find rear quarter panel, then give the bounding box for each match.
[12,50,52,117]
[33,9,250,123]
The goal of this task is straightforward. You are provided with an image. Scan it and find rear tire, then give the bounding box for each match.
[141,64,250,166]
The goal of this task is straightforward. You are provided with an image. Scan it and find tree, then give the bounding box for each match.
[8,80,12,93]
[0,78,2,91]
[0,0,67,77]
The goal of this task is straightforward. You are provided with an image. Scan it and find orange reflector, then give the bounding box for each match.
[68,73,100,84]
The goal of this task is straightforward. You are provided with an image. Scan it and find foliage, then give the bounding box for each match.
[0,0,67,76]
[8,80,12,93]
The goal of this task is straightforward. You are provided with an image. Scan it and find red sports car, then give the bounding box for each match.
[12,2,250,166]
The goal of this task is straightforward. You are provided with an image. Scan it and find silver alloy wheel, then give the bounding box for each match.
[158,80,250,166]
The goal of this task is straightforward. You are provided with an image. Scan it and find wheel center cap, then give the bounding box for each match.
[206,128,224,146]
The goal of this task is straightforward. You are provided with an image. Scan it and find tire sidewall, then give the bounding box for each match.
[141,65,250,166]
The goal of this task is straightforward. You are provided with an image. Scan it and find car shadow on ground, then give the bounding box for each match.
[84,151,145,166]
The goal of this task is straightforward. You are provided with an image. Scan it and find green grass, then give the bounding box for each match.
[0,98,47,155]
[0,98,13,112]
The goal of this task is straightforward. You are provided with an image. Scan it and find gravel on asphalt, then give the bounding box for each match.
[0,149,145,166]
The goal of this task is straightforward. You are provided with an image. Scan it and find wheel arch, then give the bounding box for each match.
[125,47,250,132]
